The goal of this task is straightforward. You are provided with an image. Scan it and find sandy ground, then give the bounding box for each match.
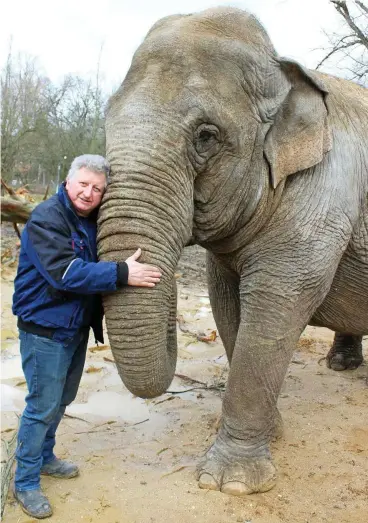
[1,243,367,523]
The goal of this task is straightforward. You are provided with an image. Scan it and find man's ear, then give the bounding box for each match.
[264,59,332,189]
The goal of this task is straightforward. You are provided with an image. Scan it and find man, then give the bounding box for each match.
[12,154,161,519]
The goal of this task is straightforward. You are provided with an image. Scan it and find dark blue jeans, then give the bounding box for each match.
[15,328,89,491]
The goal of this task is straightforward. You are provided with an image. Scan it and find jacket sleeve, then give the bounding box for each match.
[25,206,120,295]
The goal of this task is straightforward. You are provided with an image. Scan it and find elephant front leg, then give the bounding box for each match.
[207,252,283,438]
[199,256,290,494]
[206,253,284,438]
[197,325,295,495]
[198,212,347,495]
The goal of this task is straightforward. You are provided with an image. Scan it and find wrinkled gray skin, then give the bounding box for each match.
[98,7,368,496]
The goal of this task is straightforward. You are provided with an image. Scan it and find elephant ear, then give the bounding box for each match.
[264,59,332,189]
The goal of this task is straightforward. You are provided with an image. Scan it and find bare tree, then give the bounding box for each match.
[1,47,107,190]
[317,0,368,85]
[43,74,106,182]
[1,46,51,182]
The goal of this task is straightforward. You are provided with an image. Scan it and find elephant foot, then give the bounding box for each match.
[197,429,276,495]
[326,334,363,371]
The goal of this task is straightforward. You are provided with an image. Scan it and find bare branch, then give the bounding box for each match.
[356,0,368,14]
[43,184,49,200]
[332,1,368,49]
[318,1,368,85]
[316,38,362,68]
[1,178,18,197]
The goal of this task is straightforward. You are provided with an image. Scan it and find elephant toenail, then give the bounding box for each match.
[221,481,252,496]
[198,473,219,490]
[330,361,346,371]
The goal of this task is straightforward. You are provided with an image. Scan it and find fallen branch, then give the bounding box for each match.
[167,384,226,394]
[176,315,217,343]
[74,428,116,435]
[157,447,169,455]
[153,396,175,406]
[89,344,110,353]
[1,249,19,267]
[130,418,149,426]
[64,413,90,423]
[1,416,19,518]
[103,356,115,363]
[160,465,189,479]
[1,196,36,223]
[174,373,207,386]
[176,314,194,334]
[1,179,49,224]
[85,365,103,373]
[166,388,197,394]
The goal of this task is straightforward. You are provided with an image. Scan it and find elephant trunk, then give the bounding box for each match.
[100,272,178,399]
[98,116,193,398]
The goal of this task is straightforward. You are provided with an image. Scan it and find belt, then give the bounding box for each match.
[17,318,57,340]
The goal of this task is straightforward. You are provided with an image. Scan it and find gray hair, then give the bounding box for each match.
[67,154,110,186]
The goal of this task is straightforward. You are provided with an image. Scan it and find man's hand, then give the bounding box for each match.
[125,248,162,287]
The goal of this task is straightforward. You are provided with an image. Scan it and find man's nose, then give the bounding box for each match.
[83,186,93,198]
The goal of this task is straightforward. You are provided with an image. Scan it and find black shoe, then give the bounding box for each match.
[13,488,53,519]
[41,458,79,478]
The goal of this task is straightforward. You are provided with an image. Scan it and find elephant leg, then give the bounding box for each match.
[206,253,283,440]
[326,333,363,371]
[206,252,240,363]
[198,236,344,495]
[197,314,298,495]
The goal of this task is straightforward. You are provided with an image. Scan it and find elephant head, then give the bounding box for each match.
[98,7,331,398]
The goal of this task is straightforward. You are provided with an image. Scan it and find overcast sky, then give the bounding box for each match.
[1,0,343,93]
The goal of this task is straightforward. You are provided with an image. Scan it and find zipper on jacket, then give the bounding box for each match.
[77,221,93,259]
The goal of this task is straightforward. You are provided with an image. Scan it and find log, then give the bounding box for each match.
[0,179,47,224]
[1,196,36,223]
[1,422,18,518]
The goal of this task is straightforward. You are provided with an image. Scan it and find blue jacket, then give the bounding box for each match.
[13,184,122,343]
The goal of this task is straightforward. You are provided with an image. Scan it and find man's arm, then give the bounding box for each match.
[25,207,161,294]
[25,209,121,294]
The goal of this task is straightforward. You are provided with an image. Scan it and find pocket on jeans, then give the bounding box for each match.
[27,333,62,355]
[31,333,59,343]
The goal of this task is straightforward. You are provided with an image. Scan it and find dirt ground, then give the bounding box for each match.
[1,239,367,523]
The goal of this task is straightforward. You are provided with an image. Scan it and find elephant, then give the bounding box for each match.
[98,7,368,496]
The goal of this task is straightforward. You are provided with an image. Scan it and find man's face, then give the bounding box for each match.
[66,167,106,216]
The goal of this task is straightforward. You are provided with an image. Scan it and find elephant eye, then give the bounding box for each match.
[199,130,213,141]
[194,124,220,155]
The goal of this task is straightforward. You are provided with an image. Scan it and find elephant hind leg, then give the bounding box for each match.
[326,333,363,371]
